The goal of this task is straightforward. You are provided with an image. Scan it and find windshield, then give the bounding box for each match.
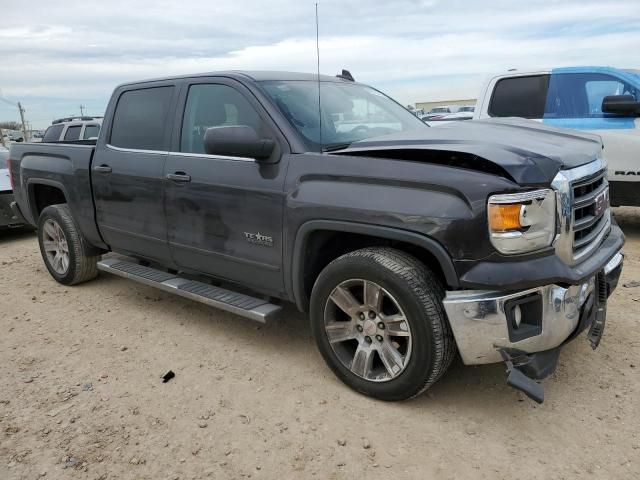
[260,81,425,150]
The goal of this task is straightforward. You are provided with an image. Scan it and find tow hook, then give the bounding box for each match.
[498,347,562,404]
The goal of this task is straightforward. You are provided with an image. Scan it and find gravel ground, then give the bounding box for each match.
[1,208,639,480]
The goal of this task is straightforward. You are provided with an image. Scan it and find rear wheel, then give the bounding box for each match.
[37,204,99,285]
[310,247,456,401]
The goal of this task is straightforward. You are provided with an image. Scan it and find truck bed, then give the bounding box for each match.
[9,141,105,248]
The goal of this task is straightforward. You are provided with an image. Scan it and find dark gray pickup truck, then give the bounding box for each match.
[8,71,624,402]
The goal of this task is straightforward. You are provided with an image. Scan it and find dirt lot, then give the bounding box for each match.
[1,208,639,480]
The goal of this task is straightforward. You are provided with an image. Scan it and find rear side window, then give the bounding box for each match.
[489,75,550,118]
[63,125,82,141]
[42,124,64,142]
[83,124,101,139]
[110,86,174,150]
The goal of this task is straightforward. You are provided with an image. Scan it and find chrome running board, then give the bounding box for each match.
[97,258,281,323]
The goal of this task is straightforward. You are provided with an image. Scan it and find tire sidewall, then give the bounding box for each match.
[310,255,437,401]
[37,205,79,285]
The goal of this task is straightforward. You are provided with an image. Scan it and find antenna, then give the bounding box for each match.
[315,3,322,152]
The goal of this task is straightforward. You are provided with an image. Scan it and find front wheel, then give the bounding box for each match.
[37,204,99,285]
[310,247,456,401]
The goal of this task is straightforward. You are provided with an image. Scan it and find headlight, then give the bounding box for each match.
[488,189,556,254]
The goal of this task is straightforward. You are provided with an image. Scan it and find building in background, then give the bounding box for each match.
[415,98,477,113]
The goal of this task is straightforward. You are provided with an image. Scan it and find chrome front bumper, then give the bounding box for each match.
[443,251,623,365]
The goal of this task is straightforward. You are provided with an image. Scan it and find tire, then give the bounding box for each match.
[310,247,456,401]
[37,204,99,285]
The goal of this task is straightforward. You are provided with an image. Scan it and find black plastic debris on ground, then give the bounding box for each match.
[162,370,175,383]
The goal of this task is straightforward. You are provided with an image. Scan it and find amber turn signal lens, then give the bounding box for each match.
[489,204,522,232]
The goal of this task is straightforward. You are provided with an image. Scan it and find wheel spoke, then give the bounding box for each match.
[350,344,375,378]
[325,321,356,344]
[43,221,57,240]
[378,341,404,378]
[363,280,383,311]
[42,240,58,252]
[52,253,62,272]
[61,253,69,272]
[329,286,361,316]
[385,314,410,337]
[55,224,65,243]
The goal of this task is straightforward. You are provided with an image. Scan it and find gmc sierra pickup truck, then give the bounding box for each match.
[8,71,624,403]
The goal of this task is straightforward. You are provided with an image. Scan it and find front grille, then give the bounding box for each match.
[571,170,609,256]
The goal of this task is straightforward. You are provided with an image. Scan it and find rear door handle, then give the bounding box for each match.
[93,165,112,173]
[166,172,191,183]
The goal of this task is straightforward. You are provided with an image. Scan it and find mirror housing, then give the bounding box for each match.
[602,95,640,116]
[204,125,275,160]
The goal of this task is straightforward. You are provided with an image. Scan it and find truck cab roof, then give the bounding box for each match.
[115,70,359,89]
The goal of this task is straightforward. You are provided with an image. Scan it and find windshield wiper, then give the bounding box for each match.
[322,142,352,152]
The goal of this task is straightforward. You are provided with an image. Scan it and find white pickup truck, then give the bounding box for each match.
[473,67,640,206]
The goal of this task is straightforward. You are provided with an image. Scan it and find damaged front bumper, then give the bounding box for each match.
[443,250,623,402]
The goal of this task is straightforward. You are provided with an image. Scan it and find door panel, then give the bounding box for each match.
[93,146,171,262]
[164,155,285,291]
[92,84,177,264]
[164,80,287,295]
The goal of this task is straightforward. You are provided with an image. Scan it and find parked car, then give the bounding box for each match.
[423,106,453,120]
[0,145,25,229]
[42,117,102,143]
[5,130,24,142]
[473,66,640,206]
[457,105,475,113]
[8,70,624,403]
[425,111,474,124]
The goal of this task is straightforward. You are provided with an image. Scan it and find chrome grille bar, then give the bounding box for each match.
[551,157,610,265]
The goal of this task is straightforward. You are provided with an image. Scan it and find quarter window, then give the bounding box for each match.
[489,75,550,119]
[181,84,263,154]
[110,86,174,150]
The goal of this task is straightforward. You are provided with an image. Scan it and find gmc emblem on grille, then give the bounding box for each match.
[594,189,609,217]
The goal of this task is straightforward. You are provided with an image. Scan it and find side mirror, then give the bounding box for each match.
[203,125,275,161]
[602,95,640,116]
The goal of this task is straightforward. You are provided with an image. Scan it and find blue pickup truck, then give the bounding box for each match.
[473,66,640,207]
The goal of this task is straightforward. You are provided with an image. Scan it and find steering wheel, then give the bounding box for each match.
[351,125,370,135]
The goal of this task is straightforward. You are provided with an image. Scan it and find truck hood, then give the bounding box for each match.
[0,169,11,193]
[335,118,603,185]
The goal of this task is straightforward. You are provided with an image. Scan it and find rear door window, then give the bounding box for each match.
[63,125,82,141]
[110,86,174,150]
[42,124,64,142]
[489,75,550,118]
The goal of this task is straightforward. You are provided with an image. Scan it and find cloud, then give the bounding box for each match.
[0,0,639,127]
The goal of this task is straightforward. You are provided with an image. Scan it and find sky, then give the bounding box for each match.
[0,0,639,129]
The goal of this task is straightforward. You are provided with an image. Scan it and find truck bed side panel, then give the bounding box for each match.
[11,143,107,250]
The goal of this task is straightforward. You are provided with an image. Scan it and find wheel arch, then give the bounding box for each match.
[27,179,70,222]
[291,220,459,312]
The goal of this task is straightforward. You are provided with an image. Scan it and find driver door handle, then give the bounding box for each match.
[93,164,112,173]
[166,172,191,183]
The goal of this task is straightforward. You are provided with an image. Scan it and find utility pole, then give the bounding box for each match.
[18,102,28,142]
[79,104,85,116]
